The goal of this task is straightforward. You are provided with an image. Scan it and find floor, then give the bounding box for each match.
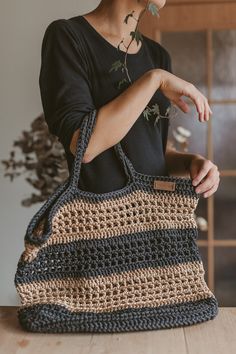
[0,307,235,354]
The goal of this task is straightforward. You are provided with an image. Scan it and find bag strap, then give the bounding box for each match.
[69,109,136,190]
[24,179,70,245]
[24,110,136,246]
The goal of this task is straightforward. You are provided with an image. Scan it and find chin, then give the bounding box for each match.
[155,0,166,9]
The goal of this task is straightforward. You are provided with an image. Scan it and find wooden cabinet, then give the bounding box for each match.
[140,1,236,305]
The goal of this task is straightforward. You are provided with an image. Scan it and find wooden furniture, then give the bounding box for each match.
[140,0,236,301]
[0,307,235,354]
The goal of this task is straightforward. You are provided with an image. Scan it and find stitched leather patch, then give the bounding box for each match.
[153,180,176,191]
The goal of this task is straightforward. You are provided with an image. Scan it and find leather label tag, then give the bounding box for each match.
[153,180,176,191]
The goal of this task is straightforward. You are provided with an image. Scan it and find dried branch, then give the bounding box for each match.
[1,114,69,207]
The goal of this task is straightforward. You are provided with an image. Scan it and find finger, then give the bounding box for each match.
[195,166,220,193]
[205,98,213,121]
[195,96,205,122]
[207,100,213,115]
[195,173,218,194]
[194,96,204,121]
[174,97,190,113]
[200,96,206,122]
[184,84,201,114]
[199,101,205,122]
[186,85,208,122]
[209,105,213,115]
[203,98,209,122]
[203,182,220,198]
[185,86,204,121]
[192,161,212,186]
[206,98,213,117]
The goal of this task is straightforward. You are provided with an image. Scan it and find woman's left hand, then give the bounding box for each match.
[189,155,220,198]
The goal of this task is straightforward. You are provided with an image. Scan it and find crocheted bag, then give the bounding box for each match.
[14,109,218,333]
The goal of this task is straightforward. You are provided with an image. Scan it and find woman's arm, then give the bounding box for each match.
[71,69,212,163]
[70,69,161,162]
[39,20,211,164]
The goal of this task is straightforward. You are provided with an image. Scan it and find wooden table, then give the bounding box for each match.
[0,307,235,354]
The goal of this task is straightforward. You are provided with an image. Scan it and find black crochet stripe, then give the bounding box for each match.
[15,227,202,285]
[69,177,200,200]
[17,296,219,333]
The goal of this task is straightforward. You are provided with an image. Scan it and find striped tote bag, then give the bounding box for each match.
[14,109,219,333]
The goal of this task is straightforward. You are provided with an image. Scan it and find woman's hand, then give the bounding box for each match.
[189,154,220,198]
[155,69,212,122]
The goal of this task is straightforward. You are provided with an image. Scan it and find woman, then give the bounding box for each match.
[39,0,220,196]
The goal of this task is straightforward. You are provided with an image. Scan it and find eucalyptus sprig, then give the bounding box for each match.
[109,0,176,126]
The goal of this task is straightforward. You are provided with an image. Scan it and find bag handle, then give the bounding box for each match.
[69,109,136,190]
[24,178,70,245]
[24,109,136,247]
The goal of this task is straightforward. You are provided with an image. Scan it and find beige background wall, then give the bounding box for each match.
[0,0,99,305]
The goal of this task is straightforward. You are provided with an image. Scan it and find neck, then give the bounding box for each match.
[85,0,148,40]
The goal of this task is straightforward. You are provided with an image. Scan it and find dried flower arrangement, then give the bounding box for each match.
[1,114,68,207]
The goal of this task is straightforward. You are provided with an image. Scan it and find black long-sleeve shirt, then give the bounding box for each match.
[39,15,173,193]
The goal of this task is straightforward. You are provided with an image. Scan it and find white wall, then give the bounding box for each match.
[0,0,99,305]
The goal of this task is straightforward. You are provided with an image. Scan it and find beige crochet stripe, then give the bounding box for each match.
[51,190,198,242]
[22,189,198,262]
[22,190,198,262]
[17,261,214,313]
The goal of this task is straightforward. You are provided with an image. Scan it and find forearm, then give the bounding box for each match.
[70,69,162,162]
[165,145,202,177]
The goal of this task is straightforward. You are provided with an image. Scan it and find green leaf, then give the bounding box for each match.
[118,78,128,90]
[109,60,123,73]
[154,116,160,126]
[130,30,143,46]
[124,11,134,24]
[148,3,159,17]
[143,106,152,121]
[150,103,161,116]
[165,105,171,116]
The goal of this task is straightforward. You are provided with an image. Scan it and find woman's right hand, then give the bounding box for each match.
[153,68,212,122]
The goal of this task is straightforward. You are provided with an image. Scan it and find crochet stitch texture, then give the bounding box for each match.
[14,109,219,333]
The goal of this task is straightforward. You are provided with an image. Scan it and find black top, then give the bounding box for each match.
[39,15,173,193]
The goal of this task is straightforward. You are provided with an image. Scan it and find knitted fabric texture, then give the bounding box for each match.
[14,109,219,333]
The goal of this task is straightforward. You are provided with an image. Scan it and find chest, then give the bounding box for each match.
[83,40,171,117]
